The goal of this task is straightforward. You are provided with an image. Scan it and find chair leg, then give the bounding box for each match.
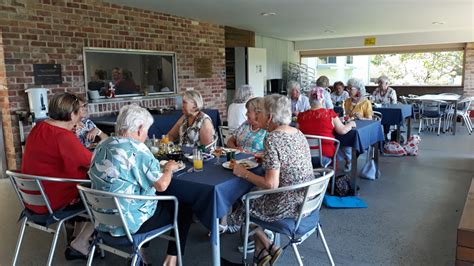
[12,217,28,266]
[437,118,441,136]
[463,115,472,134]
[318,224,335,266]
[418,119,422,134]
[87,244,96,266]
[131,254,138,266]
[291,243,304,266]
[242,218,251,263]
[46,220,64,266]
[174,224,183,266]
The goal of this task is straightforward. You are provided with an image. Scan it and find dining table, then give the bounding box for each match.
[411,94,461,135]
[373,104,413,142]
[160,152,259,266]
[335,120,385,194]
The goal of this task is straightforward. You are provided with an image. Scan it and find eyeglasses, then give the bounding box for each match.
[81,103,88,108]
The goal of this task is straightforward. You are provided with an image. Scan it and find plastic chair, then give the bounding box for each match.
[77,185,182,266]
[218,125,233,147]
[445,97,472,134]
[304,134,340,194]
[5,170,91,266]
[419,100,445,136]
[373,111,383,121]
[241,168,335,266]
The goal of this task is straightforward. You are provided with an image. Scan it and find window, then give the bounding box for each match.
[302,50,463,86]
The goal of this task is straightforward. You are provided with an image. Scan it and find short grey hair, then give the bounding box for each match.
[233,85,254,104]
[377,75,389,84]
[316,76,330,88]
[115,104,154,135]
[182,90,204,111]
[245,97,263,112]
[347,78,367,96]
[287,80,301,96]
[263,94,292,126]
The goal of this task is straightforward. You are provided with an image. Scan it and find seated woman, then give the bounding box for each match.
[89,104,193,266]
[343,78,373,120]
[228,94,315,265]
[74,97,108,148]
[228,85,254,131]
[21,92,94,260]
[315,75,334,109]
[226,97,267,153]
[297,87,355,168]
[330,81,349,106]
[167,90,216,149]
[372,75,397,104]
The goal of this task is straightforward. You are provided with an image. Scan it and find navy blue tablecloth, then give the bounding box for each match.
[336,120,384,153]
[161,153,258,245]
[373,104,413,126]
[92,109,221,138]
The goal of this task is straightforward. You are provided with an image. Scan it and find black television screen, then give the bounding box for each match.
[83,48,177,99]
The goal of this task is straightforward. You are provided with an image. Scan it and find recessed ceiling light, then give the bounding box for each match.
[432,21,445,25]
[260,12,276,16]
[324,29,336,33]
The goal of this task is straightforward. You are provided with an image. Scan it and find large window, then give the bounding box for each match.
[302,51,464,86]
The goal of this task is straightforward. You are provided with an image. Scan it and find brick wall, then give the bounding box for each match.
[0,0,226,169]
[464,43,474,98]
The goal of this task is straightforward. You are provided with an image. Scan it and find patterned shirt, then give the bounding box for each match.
[88,137,162,236]
[331,91,349,106]
[372,87,397,104]
[232,121,267,153]
[179,112,217,149]
[76,118,97,148]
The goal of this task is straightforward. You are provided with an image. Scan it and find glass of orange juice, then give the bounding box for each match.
[193,148,203,172]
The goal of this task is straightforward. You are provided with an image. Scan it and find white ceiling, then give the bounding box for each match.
[107,0,474,42]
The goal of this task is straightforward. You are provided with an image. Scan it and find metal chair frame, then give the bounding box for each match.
[77,185,182,266]
[418,100,445,136]
[218,125,234,147]
[241,169,335,266]
[6,170,90,266]
[445,97,473,134]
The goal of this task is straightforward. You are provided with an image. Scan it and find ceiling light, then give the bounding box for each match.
[324,29,336,33]
[432,21,445,25]
[260,12,276,16]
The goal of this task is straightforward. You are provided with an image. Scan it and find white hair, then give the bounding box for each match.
[347,78,366,96]
[182,90,204,111]
[287,80,301,96]
[233,85,254,104]
[264,94,292,126]
[115,104,154,135]
[377,75,389,84]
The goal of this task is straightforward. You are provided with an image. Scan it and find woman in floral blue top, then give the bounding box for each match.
[227,97,266,153]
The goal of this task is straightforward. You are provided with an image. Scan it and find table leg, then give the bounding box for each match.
[212,218,221,266]
[350,147,358,196]
[453,101,458,135]
[407,117,412,140]
[396,125,401,143]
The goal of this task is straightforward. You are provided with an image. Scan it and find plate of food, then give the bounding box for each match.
[222,159,258,170]
[159,160,186,173]
[184,153,214,162]
[221,148,241,155]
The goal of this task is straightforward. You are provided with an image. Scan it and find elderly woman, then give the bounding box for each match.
[315,75,334,109]
[343,78,373,120]
[21,92,95,260]
[330,81,349,106]
[228,85,254,130]
[288,80,310,116]
[228,94,314,265]
[167,90,216,148]
[226,97,267,153]
[75,97,108,148]
[297,87,355,167]
[89,104,193,266]
[372,75,397,104]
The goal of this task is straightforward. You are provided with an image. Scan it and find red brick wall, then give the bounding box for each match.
[464,43,474,98]
[0,0,226,169]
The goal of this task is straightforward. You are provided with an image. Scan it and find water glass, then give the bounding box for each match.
[193,148,203,172]
[213,147,223,165]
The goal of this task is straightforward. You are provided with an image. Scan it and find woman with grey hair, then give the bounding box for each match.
[372,75,397,104]
[315,75,334,109]
[288,80,310,116]
[90,104,193,266]
[228,94,314,265]
[167,90,216,148]
[343,78,373,120]
[228,85,254,130]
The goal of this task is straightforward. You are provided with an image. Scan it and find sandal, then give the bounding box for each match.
[268,243,282,265]
[254,248,271,266]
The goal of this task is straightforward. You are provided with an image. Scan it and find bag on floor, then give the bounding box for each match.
[360,159,377,180]
[384,141,407,156]
[403,134,421,156]
[334,174,353,197]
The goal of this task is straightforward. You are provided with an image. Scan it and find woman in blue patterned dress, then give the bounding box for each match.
[226,97,266,153]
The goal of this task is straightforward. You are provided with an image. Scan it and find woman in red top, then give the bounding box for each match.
[21,92,94,260]
[297,87,355,167]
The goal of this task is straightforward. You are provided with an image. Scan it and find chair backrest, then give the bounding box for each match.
[458,97,473,112]
[399,96,409,104]
[420,100,442,117]
[372,111,383,121]
[218,126,233,147]
[6,170,91,215]
[304,134,340,168]
[77,185,167,244]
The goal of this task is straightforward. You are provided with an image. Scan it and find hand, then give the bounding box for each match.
[254,153,264,164]
[73,122,85,134]
[347,121,356,128]
[86,127,100,141]
[233,162,248,179]
[164,160,179,172]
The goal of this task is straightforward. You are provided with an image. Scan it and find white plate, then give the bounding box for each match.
[221,148,241,155]
[184,153,215,162]
[222,159,258,170]
[159,160,186,173]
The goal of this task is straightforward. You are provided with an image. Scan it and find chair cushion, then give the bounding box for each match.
[98,224,173,248]
[21,207,85,226]
[250,211,319,237]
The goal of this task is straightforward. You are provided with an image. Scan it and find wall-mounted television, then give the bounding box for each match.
[83,47,178,99]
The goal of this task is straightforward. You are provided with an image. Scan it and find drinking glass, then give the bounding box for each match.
[213,147,223,165]
[193,149,203,172]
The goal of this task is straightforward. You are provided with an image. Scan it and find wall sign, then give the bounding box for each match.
[33,64,62,85]
[364,37,376,46]
[194,58,212,78]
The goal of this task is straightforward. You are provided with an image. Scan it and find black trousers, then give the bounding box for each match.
[136,200,193,256]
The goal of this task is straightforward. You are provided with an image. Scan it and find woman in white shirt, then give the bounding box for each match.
[227,85,254,130]
[372,75,397,104]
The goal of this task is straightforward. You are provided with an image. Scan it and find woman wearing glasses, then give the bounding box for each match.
[74,99,108,148]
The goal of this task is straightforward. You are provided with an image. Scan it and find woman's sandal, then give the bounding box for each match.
[268,243,282,265]
[254,248,271,266]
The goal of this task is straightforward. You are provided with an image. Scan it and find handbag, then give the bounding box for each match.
[360,147,378,180]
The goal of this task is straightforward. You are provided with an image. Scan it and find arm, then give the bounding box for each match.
[226,136,238,148]
[391,89,397,104]
[153,161,177,192]
[333,117,355,135]
[167,115,185,142]
[199,118,215,146]
[324,91,334,109]
[233,164,280,189]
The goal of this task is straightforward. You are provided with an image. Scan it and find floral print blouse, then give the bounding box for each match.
[179,112,216,148]
[232,121,267,153]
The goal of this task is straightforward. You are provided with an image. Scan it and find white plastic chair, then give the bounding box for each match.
[304,134,340,194]
[77,185,182,266]
[241,169,335,266]
[218,125,234,147]
[373,111,383,121]
[6,170,90,266]
[445,97,472,134]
